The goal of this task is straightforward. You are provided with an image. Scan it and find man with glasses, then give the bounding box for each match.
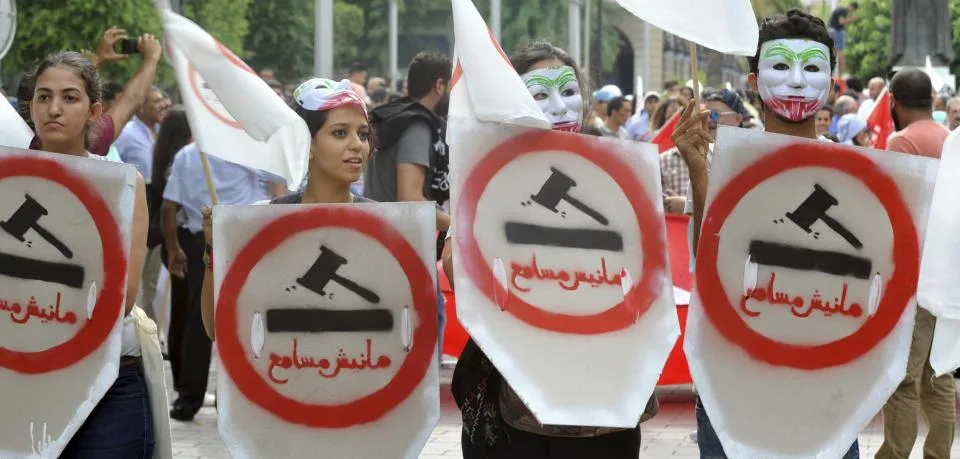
[659,88,746,214]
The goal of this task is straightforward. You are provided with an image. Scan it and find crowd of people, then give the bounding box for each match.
[1,4,957,459]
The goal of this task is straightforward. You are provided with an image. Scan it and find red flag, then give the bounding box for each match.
[651,110,682,153]
[866,88,895,150]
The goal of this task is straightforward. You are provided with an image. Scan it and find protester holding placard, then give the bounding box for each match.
[22,50,154,458]
[876,68,956,459]
[198,78,373,341]
[444,41,656,459]
[674,10,860,458]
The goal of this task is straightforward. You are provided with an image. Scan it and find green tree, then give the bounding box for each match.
[243,0,315,81]
[470,0,620,75]
[5,0,164,82]
[182,0,252,55]
[244,0,425,82]
[847,0,960,85]
[845,0,891,80]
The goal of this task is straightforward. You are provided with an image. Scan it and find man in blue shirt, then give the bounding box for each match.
[114,87,167,181]
[626,92,661,141]
[161,143,284,421]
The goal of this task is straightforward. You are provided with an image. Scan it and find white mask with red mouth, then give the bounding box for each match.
[757,38,832,122]
[521,66,583,132]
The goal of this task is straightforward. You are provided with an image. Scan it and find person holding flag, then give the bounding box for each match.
[673,9,861,458]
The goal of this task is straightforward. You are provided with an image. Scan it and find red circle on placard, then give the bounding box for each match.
[696,143,919,369]
[215,40,255,74]
[216,207,438,428]
[188,63,243,130]
[0,155,127,374]
[457,130,667,334]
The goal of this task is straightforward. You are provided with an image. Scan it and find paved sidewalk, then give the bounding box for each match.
[167,362,960,458]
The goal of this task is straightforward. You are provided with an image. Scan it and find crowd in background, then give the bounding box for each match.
[1,5,958,457]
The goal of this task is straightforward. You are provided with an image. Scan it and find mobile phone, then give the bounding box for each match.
[116,38,140,55]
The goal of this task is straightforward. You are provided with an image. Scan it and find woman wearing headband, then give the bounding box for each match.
[445,41,650,459]
[198,78,372,340]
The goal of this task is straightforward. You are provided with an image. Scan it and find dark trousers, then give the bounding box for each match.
[165,227,211,414]
[496,423,641,459]
[60,364,155,459]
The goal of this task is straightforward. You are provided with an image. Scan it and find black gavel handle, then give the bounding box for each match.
[820,214,862,249]
[563,194,609,226]
[32,224,74,259]
[331,274,381,304]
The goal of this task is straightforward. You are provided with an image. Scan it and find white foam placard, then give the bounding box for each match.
[212,202,439,459]
[447,117,679,428]
[685,127,937,458]
[0,146,136,458]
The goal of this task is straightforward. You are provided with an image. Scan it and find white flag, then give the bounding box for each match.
[614,0,758,56]
[161,10,309,189]
[0,98,32,149]
[918,126,960,319]
[930,318,960,376]
[925,56,946,92]
[449,0,548,129]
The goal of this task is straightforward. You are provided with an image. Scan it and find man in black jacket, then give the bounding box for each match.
[363,51,451,235]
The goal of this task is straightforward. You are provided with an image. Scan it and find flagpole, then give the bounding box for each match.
[199,151,220,205]
[689,43,700,106]
[388,0,398,86]
[490,0,501,41]
[315,0,334,77]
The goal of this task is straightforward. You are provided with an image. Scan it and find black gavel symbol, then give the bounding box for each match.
[786,184,862,249]
[297,245,380,303]
[531,167,609,226]
[1,194,74,259]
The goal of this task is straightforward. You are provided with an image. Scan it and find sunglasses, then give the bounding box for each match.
[708,110,738,124]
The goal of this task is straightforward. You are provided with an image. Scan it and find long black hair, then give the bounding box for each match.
[151,108,191,194]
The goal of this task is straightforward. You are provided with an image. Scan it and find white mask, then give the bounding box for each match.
[521,66,583,132]
[757,39,832,122]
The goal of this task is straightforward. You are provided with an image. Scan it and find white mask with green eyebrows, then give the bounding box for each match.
[520,65,583,132]
[757,38,832,122]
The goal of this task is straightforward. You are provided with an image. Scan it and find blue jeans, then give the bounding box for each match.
[829,28,846,50]
[696,397,858,458]
[60,363,155,459]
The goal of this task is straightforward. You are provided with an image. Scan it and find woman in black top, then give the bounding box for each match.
[198,78,372,340]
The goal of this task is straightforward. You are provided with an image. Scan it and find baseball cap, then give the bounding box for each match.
[592,84,623,103]
[703,88,749,118]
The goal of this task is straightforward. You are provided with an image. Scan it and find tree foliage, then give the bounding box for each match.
[3,0,252,87]
[242,0,623,84]
[243,0,315,81]
[845,0,892,80]
[847,0,960,84]
[182,0,251,56]
[5,0,163,82]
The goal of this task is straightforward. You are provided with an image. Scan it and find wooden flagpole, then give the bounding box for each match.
[199,150,220,205]
[689,43,700,106]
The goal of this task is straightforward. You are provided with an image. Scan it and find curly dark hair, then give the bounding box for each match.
[748,9,836,75]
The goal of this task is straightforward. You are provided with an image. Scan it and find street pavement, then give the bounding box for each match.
[166,360,960,458]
